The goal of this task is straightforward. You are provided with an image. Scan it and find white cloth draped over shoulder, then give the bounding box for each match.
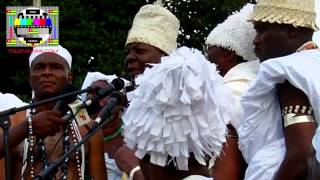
[223,60,259,130]
[238,49,320,180]
[123,47,236,170]
[104,153,123,180]
[0,92,27,111]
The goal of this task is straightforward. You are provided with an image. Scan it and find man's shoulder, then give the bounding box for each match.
[261,50,320,70]
[268,49,320,62]
[224,60,260,83]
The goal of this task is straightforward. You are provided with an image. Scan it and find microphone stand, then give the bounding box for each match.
[0,86,97,118]
[35,114,115,179]
[0,86,96,180]
[0,115,11,180]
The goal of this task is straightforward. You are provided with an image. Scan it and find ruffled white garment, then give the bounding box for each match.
[123,46,235,170]
[238,49,320,179]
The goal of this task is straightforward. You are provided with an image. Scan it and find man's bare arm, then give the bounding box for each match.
[86,127,107,180]
[274,122,316,179]
[212,125,246,180]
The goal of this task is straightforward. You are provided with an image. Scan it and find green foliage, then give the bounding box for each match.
[161,0,248,50]
[0,0,251,101]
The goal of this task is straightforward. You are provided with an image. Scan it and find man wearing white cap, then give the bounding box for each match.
[8,45,107,179]
[116,2,180,180]
[237,0,320,179]
[81,72,129,180]
[205,3,259,180]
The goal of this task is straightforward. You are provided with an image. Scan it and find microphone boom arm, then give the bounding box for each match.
[35,92,124,179]
[0,86,97,118]
[35,112,116,179]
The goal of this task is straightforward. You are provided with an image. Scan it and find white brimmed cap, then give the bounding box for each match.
[80,72,129,100]
[29,45,72,68]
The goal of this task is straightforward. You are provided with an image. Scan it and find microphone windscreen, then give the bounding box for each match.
[54,84,78,113]
[109,92,125,106]
[111,78,125,91]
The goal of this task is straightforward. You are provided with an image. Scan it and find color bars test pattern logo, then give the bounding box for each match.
[6,6,59,47]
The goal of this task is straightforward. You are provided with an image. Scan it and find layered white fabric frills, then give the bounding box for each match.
[123,47,235,170]
[238,49,320,180]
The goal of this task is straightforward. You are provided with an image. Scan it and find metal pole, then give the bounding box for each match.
[1,115,12,180]
[33,0,41,7]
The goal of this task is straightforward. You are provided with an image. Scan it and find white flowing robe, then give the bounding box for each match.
[238,49,320,180]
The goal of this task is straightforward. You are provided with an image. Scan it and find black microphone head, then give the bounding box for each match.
[93,78,125,103]
[54,84,78,113]
[109,92,125,106]
[59,84,78,99]
[111,78,125,91]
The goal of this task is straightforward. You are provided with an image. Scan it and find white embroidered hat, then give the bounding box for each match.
[206,3,257,61]
[29,45,72,68]
[125,4,180,55]
[80,72,130,100]
[249,0,319,31]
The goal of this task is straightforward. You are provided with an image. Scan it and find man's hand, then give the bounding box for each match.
[31,110,65,138]
[0,110,65,158]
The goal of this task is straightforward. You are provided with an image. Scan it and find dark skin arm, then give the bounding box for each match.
[115,145,145,180]
[275,123,316,179]
[212,125,246,180]
[275,82,316,179]
[80,123,107,180]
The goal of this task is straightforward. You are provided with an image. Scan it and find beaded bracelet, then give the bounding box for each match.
[282,105,313,115]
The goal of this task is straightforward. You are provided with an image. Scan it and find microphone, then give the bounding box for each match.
[53,84,78,114]
[92,92,125,129]
[80,78,125,109]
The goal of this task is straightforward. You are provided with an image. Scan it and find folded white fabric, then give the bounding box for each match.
[313,127,320,163]
[244,138,285,180]
[123,46,235,170]
[0,92,28,111]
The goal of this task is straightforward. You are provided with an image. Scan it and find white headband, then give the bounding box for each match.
[80,72,129,100]
[29,45,72,68]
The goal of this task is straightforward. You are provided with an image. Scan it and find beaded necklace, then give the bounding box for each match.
[26,108,83,179]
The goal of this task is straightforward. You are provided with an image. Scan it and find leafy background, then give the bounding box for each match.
[0,0,254,101]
